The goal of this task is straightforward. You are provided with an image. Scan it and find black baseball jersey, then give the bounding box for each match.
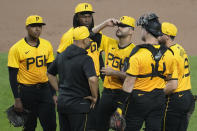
[48,44,96,113]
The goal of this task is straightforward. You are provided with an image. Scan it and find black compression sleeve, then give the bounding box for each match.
[89,31,102,48]
[8,67,19,98]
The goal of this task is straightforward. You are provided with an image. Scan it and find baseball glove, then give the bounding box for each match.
[5,105,29,127]
[109,108,126,131]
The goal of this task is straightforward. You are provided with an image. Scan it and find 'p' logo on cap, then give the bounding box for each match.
[36,17,39,21]
[25,15,46,26]
[75,3,94,14]
[85,4,88,9]
[119,16,136,28]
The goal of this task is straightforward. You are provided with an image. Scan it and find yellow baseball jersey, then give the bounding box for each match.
[170,44,191,92]
[8,38,54,84]
[57,27,101,76]
[100,35,135,89]
[126,45,178,92]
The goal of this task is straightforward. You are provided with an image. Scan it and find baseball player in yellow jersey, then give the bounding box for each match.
[8,15,56,131]
[159,22,194,131]
[91,16,136,131]
[113,13,178,131]
[57,3,104,79]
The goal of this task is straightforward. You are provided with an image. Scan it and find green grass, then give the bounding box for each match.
[0,53,197,131]
[188,56,197,131]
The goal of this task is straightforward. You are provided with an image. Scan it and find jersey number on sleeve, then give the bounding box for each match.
[183,57,190,78]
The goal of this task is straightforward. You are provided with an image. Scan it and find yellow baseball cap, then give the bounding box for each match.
[162,22,178,36]
[73,26,90,40]
[26,15,46,26]
[119,16,136,28]
[75,3,94,14]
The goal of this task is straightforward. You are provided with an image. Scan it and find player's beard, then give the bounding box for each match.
[141,35,146,42]
[29,33,40,41]
[158,36,167,45]
[33,32,41,39]
[116,29,127,38]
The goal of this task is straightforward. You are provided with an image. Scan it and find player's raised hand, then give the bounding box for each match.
[104,18,119,27]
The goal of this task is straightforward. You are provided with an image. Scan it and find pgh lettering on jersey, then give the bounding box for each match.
[100,35,135,89]
[8,38,54,84]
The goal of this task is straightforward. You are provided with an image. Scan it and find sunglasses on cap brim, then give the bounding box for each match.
[78,11,94,15]
[117,23,132,28]
[28,23,46,27]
